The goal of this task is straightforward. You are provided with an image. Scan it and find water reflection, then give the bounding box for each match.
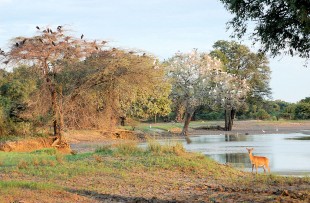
[182,133,310,175]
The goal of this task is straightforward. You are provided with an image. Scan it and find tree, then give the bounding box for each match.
[167,49,222,136]
[5,26,101,144]
[211,40,271,121]
[220,0,310,58]
[211,40,271,98]
[67,49,168,130]
[210,71,249,131]
[295,97,310,119]
[130,82,171,123]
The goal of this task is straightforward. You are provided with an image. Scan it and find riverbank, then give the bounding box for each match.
[64,120,310,144]
[0,142,309,202]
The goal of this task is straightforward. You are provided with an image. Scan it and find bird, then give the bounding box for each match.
[276,128,279,132]
[80,34,84,39]
[22,39,27,44]
[52,41,56,46]
[101,40,107,44]
[95,46,99,50]
[57,26,62,31]
[262,129,265,133]
[3,60,9,65]
[15,42,19,47]
[36,26,40,30]
[39,38,43,43]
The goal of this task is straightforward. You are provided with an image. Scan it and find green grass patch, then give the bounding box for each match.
[0,180,57,190]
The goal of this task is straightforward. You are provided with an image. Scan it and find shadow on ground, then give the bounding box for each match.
[67,189,182,203]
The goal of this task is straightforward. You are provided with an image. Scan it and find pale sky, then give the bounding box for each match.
[1,0,309,103]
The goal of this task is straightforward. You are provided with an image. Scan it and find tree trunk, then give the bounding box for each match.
[50,84,60,137]
[181,111,194,136]
[224,108,233,131]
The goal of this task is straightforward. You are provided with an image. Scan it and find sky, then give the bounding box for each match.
[0,0,309,103]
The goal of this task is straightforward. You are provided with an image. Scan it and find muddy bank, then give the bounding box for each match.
[0,137,71,153]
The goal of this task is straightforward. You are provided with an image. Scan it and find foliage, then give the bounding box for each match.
[220,0,310,59]
[294,102,310,119]
[211,40,271,100]
[167,49,223,135]
[65,49,169,129]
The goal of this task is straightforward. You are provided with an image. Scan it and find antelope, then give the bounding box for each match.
[246,148,270,174]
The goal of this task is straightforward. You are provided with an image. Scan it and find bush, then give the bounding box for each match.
[255,109,270,120]
[295,102,310,119]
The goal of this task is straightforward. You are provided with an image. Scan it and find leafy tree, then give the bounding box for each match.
[67,49,168,130]
[294,103,310,120]
[211,40,271,99]
[211,40,271,121]
[295,97,310,119]
[5,26,101,144]
[220,0,310,58]
[130,82,171,123]
[210,71,249,130]
[167,49,222,136]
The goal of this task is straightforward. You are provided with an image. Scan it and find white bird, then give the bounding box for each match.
[276,128,279,132]
[262,129,265,133]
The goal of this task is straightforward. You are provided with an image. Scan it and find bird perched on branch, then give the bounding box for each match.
[57,26,62,31]
[81,34,84,39]
[36,26,40,30]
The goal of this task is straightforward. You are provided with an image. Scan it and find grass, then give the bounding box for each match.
[0,180,57,190]
[0,141,309,202]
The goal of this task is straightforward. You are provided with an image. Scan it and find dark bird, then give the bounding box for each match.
[43,30,47,33]
[39,38,43,43]
[52,41,56,46]
[22,39,27,44]
[95,46,99,50]
[49,29,53,34]
[81,34,84,39]
[47,28,50,33]
[57,26,62,31]
[142,53,146,57]
[36,26,40,30]
[129,51,135,54]
[3,60,10,65]
[15,42,19,47]
[101,40,107,44]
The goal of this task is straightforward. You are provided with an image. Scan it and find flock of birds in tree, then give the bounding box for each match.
[0,25,147,65]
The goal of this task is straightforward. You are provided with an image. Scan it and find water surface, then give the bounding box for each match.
[154,133,310,176]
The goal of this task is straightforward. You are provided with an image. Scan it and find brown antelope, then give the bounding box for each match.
[246,148,270,174]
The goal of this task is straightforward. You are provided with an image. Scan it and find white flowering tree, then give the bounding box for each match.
[210,71,250,131]
[167,49,223,136]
